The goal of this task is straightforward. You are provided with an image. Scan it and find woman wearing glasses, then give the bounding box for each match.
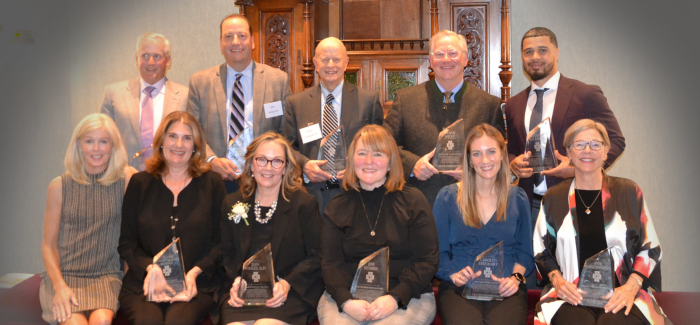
[533,119,668,325]
[219,132,323,325]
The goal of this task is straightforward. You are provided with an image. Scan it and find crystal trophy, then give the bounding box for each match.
[525,118,557,173]
[350,247,389,303]
[317,125,346,177]
[239,243,276,306]
[463,241,504,301]
[227,127,252,175]
[433,119,465,171]
[148,238,186,301]
[578,248,615,308]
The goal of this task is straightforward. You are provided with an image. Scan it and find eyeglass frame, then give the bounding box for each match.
[429,50,464,60]
[569,140,606,151]
[253,156,286,169]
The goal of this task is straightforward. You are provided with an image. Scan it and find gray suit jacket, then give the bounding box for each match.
[284,82,383,211]
[99,78,188,163]
[186,62,292,159]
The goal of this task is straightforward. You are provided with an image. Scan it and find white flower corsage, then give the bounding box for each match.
[228,202,250,226]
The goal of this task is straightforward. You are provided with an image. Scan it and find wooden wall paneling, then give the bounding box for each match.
[379,0,421,39]
[342,0,381,39]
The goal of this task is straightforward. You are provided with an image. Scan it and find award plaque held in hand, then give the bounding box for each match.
[317,125,346,177]
[578,248,615,308]
[227,127,252,175]
[148,238,186,301]
[463,241,504,301]
[351,247,389,303]
[525,118,557,173]
[239,243,276,306]
[433,119,465,171]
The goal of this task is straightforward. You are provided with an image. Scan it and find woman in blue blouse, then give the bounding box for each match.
[432,124,533,325]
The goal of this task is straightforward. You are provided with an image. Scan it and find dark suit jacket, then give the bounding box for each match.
[100,78,187,163]
[119,171,226,295]
[383,80,504,207]
[219,189,323,307]
[505,75,626,206]
[187,62,292,159]
[283,82,383,211]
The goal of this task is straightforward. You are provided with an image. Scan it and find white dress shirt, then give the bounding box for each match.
[525,71,560,195]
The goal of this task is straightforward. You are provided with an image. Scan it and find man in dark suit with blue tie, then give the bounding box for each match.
[505,27,626,226]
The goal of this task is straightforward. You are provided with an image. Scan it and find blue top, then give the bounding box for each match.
[432,184,534,282]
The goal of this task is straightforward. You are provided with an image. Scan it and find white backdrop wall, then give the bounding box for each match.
[1,0,698,292]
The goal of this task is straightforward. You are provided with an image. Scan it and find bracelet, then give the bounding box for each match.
[206,155,216,163]
[629,274,643,288]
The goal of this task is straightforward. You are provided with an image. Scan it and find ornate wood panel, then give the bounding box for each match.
[262,14,291,73]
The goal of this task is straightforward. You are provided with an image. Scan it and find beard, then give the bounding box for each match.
[525,61,554,81]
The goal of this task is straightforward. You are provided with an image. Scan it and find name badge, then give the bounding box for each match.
[263,101,283,118]
[299,124,323,144]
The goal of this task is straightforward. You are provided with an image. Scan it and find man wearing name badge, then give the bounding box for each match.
[187,13,292,193]
[505,27,625,228]
[383,30,504,208]
[284,37,383,212]
[100,32,188,171]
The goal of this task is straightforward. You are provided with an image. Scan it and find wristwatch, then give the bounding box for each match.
[510,272,525,284]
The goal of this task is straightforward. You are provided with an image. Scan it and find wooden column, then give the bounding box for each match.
[498,0,512,139]
[235,0,254,16]
[430,0,439,36]
[301,0,315,88]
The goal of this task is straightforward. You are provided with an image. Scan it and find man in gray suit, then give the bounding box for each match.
[100,32,188,170]
[187,14,292,192]
[383,30,504,207]
[284,37,383,212]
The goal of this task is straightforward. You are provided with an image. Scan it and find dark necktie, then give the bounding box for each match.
[530,88,548,186]
[322,94,339,182]
[229,74,245,142]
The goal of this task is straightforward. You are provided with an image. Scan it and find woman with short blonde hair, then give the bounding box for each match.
[40,113,134,324]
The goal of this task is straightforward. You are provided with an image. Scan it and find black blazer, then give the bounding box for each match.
[119,170,226,294]
[505,75,626,206]
[219,189,324,307]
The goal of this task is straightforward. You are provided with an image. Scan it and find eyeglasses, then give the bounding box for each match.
[430,50,462,60]
[571,140,605,151]
[254,157,285,169]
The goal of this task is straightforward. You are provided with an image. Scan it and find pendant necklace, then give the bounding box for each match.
[359,190,385,236]
[170,214,178,242]
[575,187,602,215]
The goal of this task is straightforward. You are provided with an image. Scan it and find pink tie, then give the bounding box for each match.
[140,86,156,160]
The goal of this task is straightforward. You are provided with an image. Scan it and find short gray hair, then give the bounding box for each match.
[136,32,171,57]
[563,119,611,149]
[429,30,468,55]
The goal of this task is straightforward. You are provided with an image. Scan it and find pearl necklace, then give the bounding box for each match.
[254,200,277,224]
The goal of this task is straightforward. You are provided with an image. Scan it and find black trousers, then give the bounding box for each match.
[437,280,528,325]
[119,289,214,325]
[551,304,646,325]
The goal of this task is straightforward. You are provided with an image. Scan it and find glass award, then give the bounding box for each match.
[350,247,389,303]
[148,238,186,301]
[578,248,615,308]
[317,125,346,177]
[239,243,276,306]
[433,119,465,171]
[525,118,557,173]
[227,127,252,175]
[463,241,504,301]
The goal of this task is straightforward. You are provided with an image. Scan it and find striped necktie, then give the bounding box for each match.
[321,93,339,179]
[229,74,245,142]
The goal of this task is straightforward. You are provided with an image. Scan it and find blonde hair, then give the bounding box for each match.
[343,125,404,193]
[563,119,611,149]
[457,124,511,228]
[146,111,209,178]
[239,132,305,201]
[429,30,468,55]
[64,113,127,185]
